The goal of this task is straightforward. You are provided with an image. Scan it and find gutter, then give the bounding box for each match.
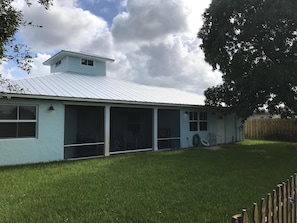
[1,93,205,109]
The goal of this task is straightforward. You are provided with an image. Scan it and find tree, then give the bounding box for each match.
[0,0,52,75]
[198,0,297,119]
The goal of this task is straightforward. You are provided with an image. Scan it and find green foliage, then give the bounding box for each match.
[0,1,21,60]
[198,0,297,119]
[1,140,297,222]
[0,0,52,93]
[0,0,52,73]
[0,74,25,94]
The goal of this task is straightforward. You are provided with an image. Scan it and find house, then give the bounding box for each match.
[0,50,244,166]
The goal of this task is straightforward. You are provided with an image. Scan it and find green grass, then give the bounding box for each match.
[1,140,297,223]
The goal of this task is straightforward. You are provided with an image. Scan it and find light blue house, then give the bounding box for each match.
[0,50,244,166]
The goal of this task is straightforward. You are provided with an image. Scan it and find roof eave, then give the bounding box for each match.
[43,50,115,66]
[1,93,204,108]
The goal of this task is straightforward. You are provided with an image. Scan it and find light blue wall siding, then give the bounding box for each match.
[180,108,216,147]
[50,57,68,73]
[0,98,64,166]
[50,56,106,76]
[180,108,242,147]
[224,114,244,143]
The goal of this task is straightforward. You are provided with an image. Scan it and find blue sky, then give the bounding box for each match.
[78,0,124,25]
[1,0,222,96]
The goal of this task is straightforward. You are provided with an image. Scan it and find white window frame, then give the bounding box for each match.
[81,58,94,66]
[0,105,38,139]
[55,60,61,67]
[189,111,198,131]
[189,111,208,131]
[199,112,208,131]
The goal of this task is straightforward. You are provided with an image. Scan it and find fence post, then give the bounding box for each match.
[283,182,287,223]
[267,193,272,223]
[293,173,297,222]
[253,203,259,223]
[241,209,248,223]
[277,184,283,223]
[232,214,241,223]
[287,179,292,223]
[272,190,277,223]
[290,176,294,223]
[231,174,297,223]
[260,198,266,223]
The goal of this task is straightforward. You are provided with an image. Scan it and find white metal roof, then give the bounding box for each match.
[6,72,205,107]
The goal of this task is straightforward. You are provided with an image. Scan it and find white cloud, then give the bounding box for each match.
[106,0,221,95]
[111,0,189,43]
[108,35,221,95]
[182,1,211,35]
[107,52,136,80]
[29,53,51,76]
[82,32,115,58]
[0,61,14,79]
[0,53,51,78]
[20,0,109,52]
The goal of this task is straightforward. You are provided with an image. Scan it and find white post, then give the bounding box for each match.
[153,108,158,151]
[104,105,111,156]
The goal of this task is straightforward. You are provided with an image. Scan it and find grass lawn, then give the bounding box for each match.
[1,140,297,223]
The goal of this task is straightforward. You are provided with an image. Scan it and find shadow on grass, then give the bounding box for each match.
[1,140,297,223]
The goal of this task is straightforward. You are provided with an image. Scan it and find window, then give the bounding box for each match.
[189,111,198,131]
[189,111,208,131]
[55,60,61,67]
[199,112,208,131]
[81,58,94,66]
[0,105,37,138]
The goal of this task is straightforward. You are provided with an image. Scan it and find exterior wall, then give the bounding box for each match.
[180,108,243,147]
[0,98,64,166]
[224,113,244,143]
[50,56,68,73]
[180,108,192,147]
[50,56,106,76]
[225,114,235,143]
[180,108,216,147]
[0,97,244,166]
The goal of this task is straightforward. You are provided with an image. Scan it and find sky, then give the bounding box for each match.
[2,0,222,97]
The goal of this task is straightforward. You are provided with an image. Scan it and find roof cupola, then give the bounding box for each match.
[43,50,114,76]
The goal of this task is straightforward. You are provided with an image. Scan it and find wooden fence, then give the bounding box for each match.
[232,173,297,223]
[244,119,297,142]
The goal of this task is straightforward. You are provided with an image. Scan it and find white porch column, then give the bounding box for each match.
[153,108,158,151]
[104,105,111,156]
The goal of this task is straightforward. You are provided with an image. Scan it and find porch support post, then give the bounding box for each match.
[104,105,111,156]
[153,107,158,151]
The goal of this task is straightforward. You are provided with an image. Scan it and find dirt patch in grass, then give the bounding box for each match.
[203,145,223,150]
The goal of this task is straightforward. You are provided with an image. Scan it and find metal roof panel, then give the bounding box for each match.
[9,72,205,106]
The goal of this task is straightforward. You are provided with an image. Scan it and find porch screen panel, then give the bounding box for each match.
[110,107,153,152]
[64,105,104,159]
[158,109,180,149]
[64,144,104,159]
